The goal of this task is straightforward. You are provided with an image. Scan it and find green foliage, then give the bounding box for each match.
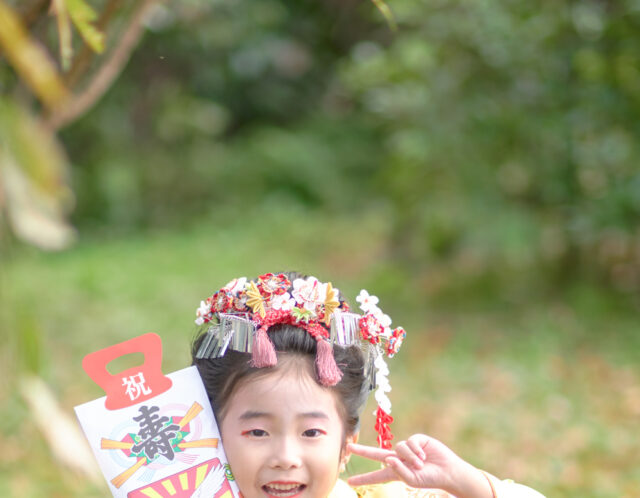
[338,0,640,292]
[55,0,640,295]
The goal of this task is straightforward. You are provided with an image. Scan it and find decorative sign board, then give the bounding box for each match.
[75,333,241,498]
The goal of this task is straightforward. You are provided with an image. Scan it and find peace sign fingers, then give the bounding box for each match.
[346,465,398,487]
[346,443,395,463]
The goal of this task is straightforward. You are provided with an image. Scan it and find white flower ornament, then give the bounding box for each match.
[291,277,327,312]
[223,277,247,296]
[374,353,392,414]
[375,311,392,329]
[356,289,379,313]
[271,292,295,311]
[195,300,211,326]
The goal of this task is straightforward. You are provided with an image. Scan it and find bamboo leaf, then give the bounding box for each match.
[20,376,102,480]
[67,0,105,54]
[370,0,397,31]
[0,0,69,110]
[0,98,76,250]
[52,0,73,70]
[0,99,70,197]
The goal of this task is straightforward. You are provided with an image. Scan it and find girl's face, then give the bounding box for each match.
[220,360,348,498]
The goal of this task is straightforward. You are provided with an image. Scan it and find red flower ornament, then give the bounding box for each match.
[257,273,291,297]
[386,327,406,357]
[211,290,233,313]
[358,313,383,345]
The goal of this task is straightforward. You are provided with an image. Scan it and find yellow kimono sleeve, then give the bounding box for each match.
[352,482,450,498]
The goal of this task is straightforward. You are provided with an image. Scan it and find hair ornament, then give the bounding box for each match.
[194,273,406,448]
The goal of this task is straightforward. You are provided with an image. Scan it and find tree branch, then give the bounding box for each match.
[47,0,156,131]
[64,0,124,89]
[0,0,50,62]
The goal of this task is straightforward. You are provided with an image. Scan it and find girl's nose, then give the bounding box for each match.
[268,436,303,469]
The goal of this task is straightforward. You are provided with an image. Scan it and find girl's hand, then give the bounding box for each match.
[346,434,494,498]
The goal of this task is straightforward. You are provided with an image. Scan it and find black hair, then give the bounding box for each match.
[192,325,369,436]
[191,274,369,437]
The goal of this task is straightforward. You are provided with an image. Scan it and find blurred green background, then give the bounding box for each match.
[2,0,640,496]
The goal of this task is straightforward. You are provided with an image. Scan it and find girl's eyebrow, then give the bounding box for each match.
[238,410,329,420]
[239,410,271,420]
[299,411,329,419]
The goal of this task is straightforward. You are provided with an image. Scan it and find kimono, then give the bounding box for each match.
[328,474,546,498]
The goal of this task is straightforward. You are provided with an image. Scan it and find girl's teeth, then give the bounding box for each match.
[264,483,304,496]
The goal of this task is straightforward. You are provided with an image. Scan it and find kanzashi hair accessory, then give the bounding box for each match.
[194,273,406,449]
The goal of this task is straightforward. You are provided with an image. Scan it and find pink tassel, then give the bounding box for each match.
[251,327,277,367]
[315,339,343,386]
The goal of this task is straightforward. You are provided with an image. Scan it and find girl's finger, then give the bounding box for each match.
[395,441,423,470]
[346,466,397,486]
[407,437,426,461]
[347,443,395,463]
[385,456,417,484]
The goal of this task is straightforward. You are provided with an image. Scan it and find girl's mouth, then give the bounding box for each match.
[262,482,306,497]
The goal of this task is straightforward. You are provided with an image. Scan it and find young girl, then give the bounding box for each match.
[191,272,546,498]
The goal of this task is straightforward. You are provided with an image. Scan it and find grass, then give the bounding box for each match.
[1,209,639,497]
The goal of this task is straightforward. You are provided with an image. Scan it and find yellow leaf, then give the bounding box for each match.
[0,0,69,110]
[67,0,105,53]
[323,282,340,325]
[246,281,266,318]
[0,99,71,200]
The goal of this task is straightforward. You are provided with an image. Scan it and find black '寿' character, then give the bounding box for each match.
[131,405,180,461]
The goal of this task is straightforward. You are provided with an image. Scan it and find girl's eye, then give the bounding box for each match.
[242,429,268,437]
[302,428,325,437]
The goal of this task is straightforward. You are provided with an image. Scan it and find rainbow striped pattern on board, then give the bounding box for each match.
[127,458,234,498]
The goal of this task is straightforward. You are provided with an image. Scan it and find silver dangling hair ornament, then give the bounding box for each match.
[195,310,379,392]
